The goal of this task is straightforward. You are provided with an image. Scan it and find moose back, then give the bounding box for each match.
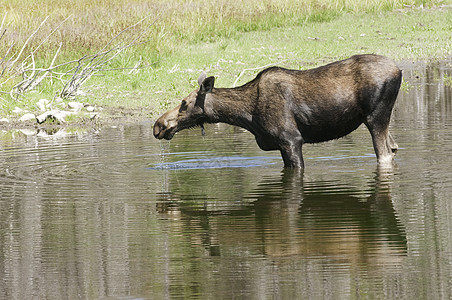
[154,54,402,168]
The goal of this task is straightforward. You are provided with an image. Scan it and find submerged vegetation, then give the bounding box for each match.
[0,0,451,125]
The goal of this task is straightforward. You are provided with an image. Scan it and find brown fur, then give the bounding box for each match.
[154,55,402,168]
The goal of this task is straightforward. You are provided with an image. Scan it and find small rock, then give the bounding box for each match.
[55,101,66,109]
[18,113,36,122]
[36,111,52,124]
[37,110,74,124]
[0,118,9,123]
[13,107,23,114]
[86,106,95,112]
[36,101,47,112]
[59,111,75,119]
[38,99,49,105]
[68,101,84,111]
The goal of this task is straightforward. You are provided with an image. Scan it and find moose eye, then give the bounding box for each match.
[179,100,188,113]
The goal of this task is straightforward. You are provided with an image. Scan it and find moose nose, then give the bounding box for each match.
[153,120,165,139]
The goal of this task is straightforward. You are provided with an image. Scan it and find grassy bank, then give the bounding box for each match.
[93,6,452,112]
[0,0,451,125]
[1,0,440,55]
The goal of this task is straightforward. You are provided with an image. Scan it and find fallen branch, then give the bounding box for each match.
[0,12,159,100]
[59,13,159,98]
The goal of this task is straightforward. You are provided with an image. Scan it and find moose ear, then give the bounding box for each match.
[200,76,215,93]
[198,71,207,87]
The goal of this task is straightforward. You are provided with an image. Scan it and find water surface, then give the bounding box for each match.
[0,59,451,299]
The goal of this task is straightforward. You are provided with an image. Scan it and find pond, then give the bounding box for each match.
[0,59,451,299]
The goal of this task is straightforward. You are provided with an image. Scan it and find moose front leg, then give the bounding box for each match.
[279,137,304,168]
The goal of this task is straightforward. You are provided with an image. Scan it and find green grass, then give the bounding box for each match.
[0,0,444,56]
[90,7,452,110]
[0,0,451,121]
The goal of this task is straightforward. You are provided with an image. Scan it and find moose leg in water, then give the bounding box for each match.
[153,54,402,168]
[279,137,304,168]
[362,71,401,164]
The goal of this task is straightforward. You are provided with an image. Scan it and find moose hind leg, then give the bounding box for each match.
[365,78,400,165]
[366,124,397,165]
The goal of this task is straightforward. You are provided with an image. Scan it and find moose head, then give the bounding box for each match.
[153,72,215,140]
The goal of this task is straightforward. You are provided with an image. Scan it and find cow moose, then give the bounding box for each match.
[154,54,402,168]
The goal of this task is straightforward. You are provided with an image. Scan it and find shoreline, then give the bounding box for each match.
[0,105,153,132]
[2,56,451,136]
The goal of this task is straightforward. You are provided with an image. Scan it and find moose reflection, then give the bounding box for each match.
[157,168,407,266]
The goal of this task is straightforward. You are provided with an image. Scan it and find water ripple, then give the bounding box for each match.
[149,156,279,170]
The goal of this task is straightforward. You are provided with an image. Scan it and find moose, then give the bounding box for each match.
[154,54,402,168]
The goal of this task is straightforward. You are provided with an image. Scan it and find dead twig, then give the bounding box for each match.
[10,16,49,67]
[1,12,159,101]
[59,13,159,98]
[233,60,287,87]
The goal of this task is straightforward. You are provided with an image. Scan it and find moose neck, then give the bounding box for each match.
[205,86,257,134]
